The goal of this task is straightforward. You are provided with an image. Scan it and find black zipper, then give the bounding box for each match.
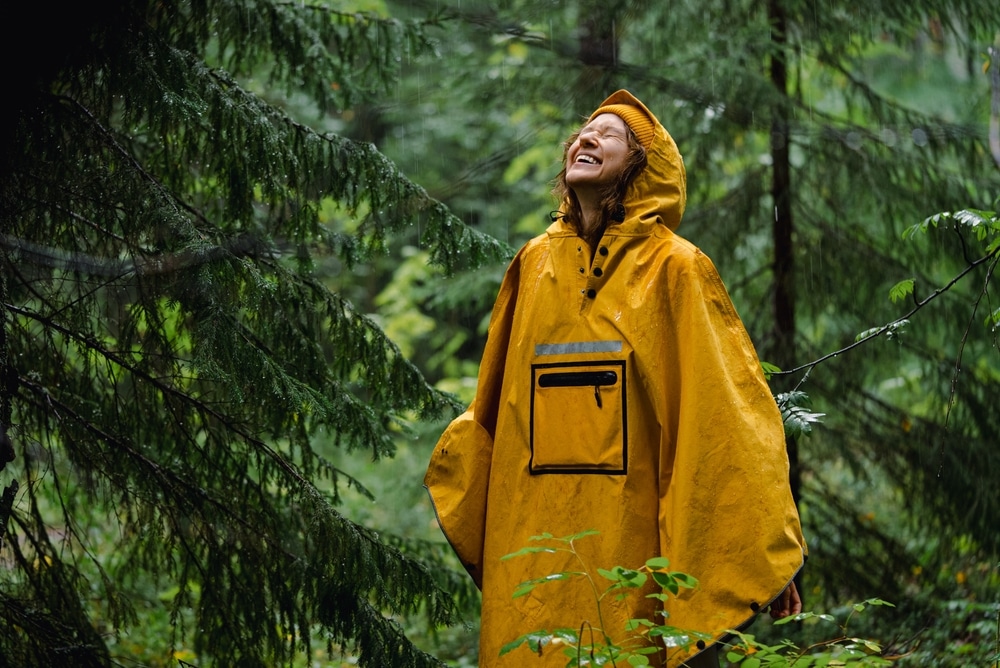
[538,370,617,408]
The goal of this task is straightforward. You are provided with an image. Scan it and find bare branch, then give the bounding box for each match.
[776,245,1000,378]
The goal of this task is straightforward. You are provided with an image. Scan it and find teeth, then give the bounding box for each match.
[577,155,598,164]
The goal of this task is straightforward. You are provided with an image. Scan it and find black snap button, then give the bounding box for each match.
[599,246,609,256]
[593,267,603,277]
[579,267,585,273]
[577,246,582,252]
[696,640,706,650]
[586,289,597,299]
[750,601,760,612]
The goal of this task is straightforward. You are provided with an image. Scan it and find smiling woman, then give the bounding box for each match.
[425,90,806,667]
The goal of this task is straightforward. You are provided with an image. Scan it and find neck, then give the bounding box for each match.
[574,189,602,238]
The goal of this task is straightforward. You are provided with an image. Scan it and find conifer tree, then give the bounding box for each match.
[0,1,499,665]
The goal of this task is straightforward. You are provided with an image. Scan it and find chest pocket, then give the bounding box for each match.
[529,360,628,475]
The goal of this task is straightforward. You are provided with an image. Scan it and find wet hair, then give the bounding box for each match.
[552,121,648,248]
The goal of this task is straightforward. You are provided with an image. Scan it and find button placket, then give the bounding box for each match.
[576,243,593,298]
[584,243,609,298]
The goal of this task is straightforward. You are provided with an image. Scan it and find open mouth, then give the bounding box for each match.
[576,154,599,165]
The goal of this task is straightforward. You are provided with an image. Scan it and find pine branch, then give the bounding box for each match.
[14,374,453,665]
[56,93,207,226]
[0,232,270,277]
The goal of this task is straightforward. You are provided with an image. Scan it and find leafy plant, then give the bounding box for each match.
[776,390,826,438]
[500,530,705,666]
[726,599,896,667]
[905,208,1000,250]
[500,532,894,668]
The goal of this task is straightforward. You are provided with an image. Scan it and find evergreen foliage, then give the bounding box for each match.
[0,1,499,665]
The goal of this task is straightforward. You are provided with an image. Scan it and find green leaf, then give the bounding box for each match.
[861,639,883,653]
[862,597,894,607]
[888,279,914,303]
[774,610,835,625]
[633,646,660,654]
[625,618,655,631]
[552,628,581,645]
[501,545,559,560]
[645,556,671,570]
[855,326,881,342]
[674,572,699,588]
[600,566,646,588]
[622,569,646,584]
[564,528,601,542]
[760,361,782,380]
[911,208,1000,245]
[652,571,680,595]
[855,318,909,343]
[511,571,582,597]
[500,631,554,656]
[779,404,826,437]
[511,582,537,598]
[953,208,993,228]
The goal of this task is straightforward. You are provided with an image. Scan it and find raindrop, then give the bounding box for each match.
[911,128,928,147]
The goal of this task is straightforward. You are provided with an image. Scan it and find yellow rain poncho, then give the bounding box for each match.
[425,91,806,666]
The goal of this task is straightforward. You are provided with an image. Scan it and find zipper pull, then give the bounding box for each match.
[594,384,603,408]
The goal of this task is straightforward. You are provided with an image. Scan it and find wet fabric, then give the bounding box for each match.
[425,90,806,667]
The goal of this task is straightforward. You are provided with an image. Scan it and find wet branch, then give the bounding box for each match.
[0,232,270,278]
[776,245,1000,380]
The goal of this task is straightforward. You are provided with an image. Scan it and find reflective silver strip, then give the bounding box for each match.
[534,340,623,356]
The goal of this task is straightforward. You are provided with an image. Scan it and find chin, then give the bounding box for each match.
[566,171,597,188]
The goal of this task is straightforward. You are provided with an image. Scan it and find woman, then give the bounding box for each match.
[425,90,806,667]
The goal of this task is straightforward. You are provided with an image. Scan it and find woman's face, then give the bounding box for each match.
[564,113,631,194]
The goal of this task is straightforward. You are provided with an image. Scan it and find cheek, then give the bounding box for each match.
[608,153,627,174]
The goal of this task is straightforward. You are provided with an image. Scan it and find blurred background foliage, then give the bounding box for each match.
[1,0,998,666]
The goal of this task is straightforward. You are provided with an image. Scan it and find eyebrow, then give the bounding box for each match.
[580,122,626,137]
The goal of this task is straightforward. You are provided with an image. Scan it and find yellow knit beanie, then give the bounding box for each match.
[589,101,655,149]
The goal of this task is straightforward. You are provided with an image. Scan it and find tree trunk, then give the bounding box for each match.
[767,0,801,508]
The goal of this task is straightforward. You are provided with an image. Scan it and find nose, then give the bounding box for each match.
[578,131,598,147]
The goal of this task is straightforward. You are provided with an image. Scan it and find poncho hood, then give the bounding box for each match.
[555,89,688,236]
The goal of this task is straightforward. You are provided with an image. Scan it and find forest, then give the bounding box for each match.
[0,0,998,666]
